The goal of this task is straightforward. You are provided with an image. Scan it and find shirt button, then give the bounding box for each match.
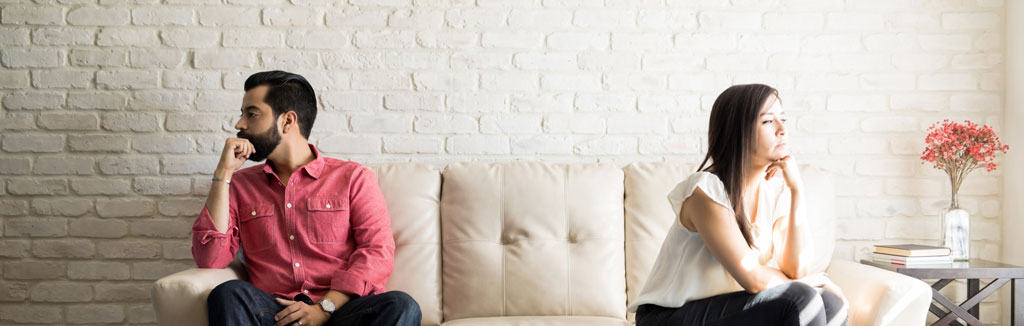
[295,262,300,267]
[251,211,256,216]
[326,203,331,209]
[286,203,292,208]
[289,235,295,240]
[303,290,309,294]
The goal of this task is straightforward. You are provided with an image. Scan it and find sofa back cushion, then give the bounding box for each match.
[440,163,626,320]
[370,163,443,325]
[798,165,836,274]
[623,163,836,315]
[622,162,693,316]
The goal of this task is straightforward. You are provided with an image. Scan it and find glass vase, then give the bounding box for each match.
[941,200,970,261]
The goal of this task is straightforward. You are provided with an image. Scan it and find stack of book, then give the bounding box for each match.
[872,244,953,266]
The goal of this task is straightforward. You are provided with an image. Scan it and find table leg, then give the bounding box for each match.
[930,304,964,326]
[933,303,962,326]
[1014,279,1022,326]
[930,279,964,326]
[932,286,983,325]
[968,279,979,318]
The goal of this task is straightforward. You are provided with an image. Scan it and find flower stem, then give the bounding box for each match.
[946,167,956,208]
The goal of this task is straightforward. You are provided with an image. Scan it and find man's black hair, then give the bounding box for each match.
[243,70,317,139]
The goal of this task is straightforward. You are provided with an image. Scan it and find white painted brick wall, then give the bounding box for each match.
[0,0,1008,324]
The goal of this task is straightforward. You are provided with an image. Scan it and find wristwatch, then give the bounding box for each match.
[318,299,336,314]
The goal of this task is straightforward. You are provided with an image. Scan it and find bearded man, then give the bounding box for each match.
[191,70,422,326]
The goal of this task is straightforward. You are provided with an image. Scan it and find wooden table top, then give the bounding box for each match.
[860,259,1024,279]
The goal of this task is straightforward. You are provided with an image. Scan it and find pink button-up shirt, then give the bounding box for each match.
[191,144,394,301]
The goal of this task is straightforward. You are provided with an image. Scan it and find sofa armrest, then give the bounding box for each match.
[827,259,932,326]
[151,267,244,326]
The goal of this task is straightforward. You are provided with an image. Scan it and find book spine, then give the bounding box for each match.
[873,248,951,257]
[873,257,953,264]
[872,256,950,264]
[874,259,952,263]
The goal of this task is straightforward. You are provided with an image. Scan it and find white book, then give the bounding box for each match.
[873,252,952,264]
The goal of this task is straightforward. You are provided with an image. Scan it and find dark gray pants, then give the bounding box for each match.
[637,282,847,326]
[207,279,422,326]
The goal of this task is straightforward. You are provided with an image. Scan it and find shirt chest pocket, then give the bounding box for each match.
[240,203,276,252]
[306,197,350,244]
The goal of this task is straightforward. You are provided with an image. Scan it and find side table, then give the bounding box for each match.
[860,259,1024,326]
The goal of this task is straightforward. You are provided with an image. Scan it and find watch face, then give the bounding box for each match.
[320,299,336,313]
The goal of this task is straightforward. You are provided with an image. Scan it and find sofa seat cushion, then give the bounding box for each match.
[442,316,627,326]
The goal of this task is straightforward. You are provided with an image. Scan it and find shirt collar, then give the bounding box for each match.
[303,144,325,179]
[261,143,325,180]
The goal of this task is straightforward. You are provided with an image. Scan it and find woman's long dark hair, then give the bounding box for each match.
[696,84,779,248]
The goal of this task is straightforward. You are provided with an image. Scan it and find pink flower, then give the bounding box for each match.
[921,120,1010,184]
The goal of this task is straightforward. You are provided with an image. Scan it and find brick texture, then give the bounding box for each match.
[0,0,1009,324]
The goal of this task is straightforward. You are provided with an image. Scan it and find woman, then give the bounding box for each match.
[629,84,848,325]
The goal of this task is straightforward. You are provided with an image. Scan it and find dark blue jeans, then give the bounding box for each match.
[207,280,422,326]
[637,282,847,326]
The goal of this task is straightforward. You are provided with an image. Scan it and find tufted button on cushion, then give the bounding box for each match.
[441,162,626,321]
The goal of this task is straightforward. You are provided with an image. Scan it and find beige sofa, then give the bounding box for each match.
[152,162,932,326]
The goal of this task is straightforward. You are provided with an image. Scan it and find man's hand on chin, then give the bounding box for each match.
[273,298,329,326]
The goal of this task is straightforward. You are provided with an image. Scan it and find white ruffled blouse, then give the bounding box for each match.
[629,171,792,312]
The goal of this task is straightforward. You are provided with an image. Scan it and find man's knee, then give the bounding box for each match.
[208,280,251,305]
[380,291,421,315]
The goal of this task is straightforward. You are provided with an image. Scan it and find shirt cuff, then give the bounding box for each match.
[195,229,231,245]
[193,206,233,242]
[331,270,371,297]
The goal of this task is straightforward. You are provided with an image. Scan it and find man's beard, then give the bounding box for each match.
[237,123,281,162]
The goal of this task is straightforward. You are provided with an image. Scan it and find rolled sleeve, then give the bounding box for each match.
[191,204,240,269]
[330,270,371,297]
[330,167,395,297]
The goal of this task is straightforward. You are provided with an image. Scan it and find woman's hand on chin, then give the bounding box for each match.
[765,155,802,192]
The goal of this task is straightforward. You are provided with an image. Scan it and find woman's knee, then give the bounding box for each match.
[819,289,848,325]
[779,282,824,309]
[784,282,818,298]
[777,283,827,325]
[819,289,843,310]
